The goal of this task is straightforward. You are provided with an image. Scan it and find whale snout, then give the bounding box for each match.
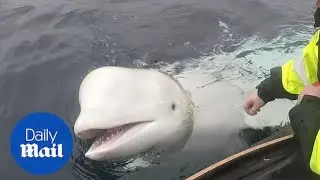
[74,109,159,161]
[73,110,106,139]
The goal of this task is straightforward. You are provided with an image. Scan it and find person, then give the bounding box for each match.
[243,0,320,177]
[288,85,320,178]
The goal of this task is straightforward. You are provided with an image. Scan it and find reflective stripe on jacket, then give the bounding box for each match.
[282,30,320,94]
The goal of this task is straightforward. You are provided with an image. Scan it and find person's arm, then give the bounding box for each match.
[289,95,320,176]
[256,30,320,103]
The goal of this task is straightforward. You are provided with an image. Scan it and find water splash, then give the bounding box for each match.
[148,23,315,129]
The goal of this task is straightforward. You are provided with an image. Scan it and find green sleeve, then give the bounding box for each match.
[256,67,298,103]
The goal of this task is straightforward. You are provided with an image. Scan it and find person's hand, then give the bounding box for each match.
[297,84,320,103]
[243,91,266,116]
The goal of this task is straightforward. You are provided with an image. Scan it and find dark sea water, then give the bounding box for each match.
[0,0,316,179]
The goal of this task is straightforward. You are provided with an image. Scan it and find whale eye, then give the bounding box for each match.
[171,103,176,111]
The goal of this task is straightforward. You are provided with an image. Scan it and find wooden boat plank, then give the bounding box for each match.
[186,134,295,180]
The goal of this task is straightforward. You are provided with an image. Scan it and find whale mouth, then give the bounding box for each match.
[84,122,150,158]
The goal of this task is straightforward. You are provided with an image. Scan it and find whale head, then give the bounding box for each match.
[74,66,194,161]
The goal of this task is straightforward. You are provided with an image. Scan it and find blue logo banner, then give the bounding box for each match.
[10,112,73,175]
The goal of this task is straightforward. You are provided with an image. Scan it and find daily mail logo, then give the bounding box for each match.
[10,112,73,175]
[21,129,63,158]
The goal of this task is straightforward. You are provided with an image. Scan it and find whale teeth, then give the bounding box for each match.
[90,123,138,150]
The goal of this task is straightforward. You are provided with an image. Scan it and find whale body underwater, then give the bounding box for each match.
[73,66,295,162]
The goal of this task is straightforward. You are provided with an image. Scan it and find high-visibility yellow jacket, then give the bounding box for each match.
[257,29,320,176]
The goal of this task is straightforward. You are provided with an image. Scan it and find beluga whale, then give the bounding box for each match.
[73,66,295,162]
